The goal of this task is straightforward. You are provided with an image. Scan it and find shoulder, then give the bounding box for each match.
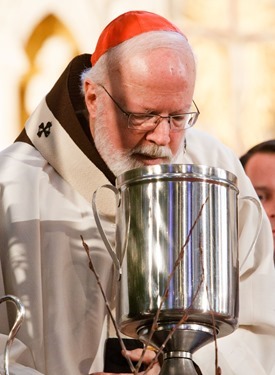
[0,142,91,221]
[178,128,258,197]
[183,128,242,172]
[0,142,52,190]
[187,128,237,160]
[0,142,46,171]
[0,142,51,204]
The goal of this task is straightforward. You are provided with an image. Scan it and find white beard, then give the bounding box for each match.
[93,113,185,176]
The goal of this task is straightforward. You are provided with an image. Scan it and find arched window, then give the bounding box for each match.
[20,14,79,127]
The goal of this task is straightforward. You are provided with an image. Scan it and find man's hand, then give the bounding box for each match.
[90,347,160,374]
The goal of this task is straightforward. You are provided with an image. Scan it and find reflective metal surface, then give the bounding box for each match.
[93,164,241,374]
[115,164,239,339]
[0,295,25,375]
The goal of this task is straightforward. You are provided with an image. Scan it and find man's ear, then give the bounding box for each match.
[84,80,97,118]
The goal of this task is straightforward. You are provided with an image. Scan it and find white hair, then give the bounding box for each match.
[80,30,195,93]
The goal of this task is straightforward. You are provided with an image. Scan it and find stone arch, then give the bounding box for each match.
[20,14,79,127]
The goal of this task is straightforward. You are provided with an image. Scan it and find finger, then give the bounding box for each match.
[122,348,157,364]
[139,361,161,375]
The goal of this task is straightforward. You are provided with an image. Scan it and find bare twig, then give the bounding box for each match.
[205,286,221,375]
[81,236,135,373]
[84,195,223,375]
[200,229,221,375]
[136,197,210,373]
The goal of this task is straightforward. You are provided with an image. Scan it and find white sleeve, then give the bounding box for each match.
[182,129,275,374]
[0,335,44,374]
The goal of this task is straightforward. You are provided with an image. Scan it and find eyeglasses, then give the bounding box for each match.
[98,84,200,133]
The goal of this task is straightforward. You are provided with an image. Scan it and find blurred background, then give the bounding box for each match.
[1,0,275,155]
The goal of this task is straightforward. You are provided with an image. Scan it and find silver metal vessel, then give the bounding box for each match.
[93,164,259,374]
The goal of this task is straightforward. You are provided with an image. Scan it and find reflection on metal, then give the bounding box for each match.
[94,164,243,374]
[0,295,25,375]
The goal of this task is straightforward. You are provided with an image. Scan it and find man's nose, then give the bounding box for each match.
[145,118,171,146]
[265,199,275,218]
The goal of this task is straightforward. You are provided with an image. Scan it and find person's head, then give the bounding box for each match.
[81,11,198,176]
[240,140,275,249]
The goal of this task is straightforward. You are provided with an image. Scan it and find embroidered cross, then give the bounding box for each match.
[37,122,52,137]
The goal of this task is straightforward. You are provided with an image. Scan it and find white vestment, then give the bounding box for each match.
[0,55,274,375]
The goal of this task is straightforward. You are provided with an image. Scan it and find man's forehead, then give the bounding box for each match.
[91,10,186,66]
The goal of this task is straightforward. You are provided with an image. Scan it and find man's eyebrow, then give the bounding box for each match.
[254,186,269,191]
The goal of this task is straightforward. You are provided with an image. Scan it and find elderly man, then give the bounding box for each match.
[0,10,274,375]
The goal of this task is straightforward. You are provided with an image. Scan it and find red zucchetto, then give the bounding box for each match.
[91,10,185,66]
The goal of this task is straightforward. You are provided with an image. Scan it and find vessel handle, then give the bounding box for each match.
[239,196,263,271]
[92,184,121,276]
[0,295,25,375]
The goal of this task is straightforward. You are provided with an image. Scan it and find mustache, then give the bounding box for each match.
[129,144,173,160]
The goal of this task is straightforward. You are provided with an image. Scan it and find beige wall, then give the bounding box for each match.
[0,0,275,155]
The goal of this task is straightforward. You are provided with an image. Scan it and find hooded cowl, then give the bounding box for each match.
[16,54,116,204]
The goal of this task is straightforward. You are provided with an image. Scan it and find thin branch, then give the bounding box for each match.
[136,197,209,373]
[81,236,135,373]
[83,195,222,375]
